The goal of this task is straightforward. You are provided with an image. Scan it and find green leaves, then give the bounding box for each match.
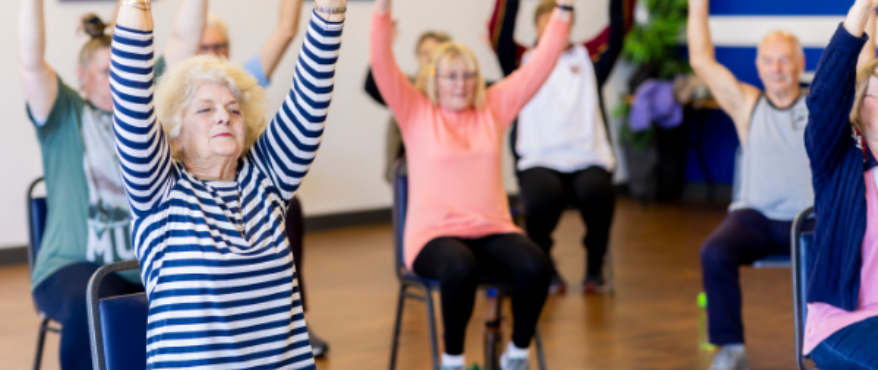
[622,0,690,79]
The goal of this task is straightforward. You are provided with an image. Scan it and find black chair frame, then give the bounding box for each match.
[86,259,141,370]
[387,159,547,370]
[26,177,61,370]
[791,206,815,370]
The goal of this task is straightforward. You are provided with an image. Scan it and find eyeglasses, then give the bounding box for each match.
[436,71,478,82]
[200,43,229,54]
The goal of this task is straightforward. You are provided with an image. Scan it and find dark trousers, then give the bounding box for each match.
[518,166,616,278]
[285,196,308,311]
[412,233,551,355]
[700,209,794,345]
[32,262,144,370]
[811,316,878,369]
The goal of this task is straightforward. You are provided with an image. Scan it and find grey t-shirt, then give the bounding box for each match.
[731,95,814,221]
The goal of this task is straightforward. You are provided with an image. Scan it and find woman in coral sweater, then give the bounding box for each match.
[370,0,572,369]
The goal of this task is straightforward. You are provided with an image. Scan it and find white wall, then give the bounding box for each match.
[0,0,614,249]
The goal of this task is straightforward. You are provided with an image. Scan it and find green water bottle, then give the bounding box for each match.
[697,292,716,351]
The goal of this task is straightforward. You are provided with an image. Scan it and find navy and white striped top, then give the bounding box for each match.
[110,12,343,370]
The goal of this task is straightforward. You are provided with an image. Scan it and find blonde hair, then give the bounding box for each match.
[851,59,878,133]
[415,42,487,109]
[78,13,112,67]
[206,13,230,42]
[155,55,268,161]
[415,31,452,55]
[534,0,574,25]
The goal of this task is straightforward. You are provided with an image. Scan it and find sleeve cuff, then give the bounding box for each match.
[243,55,270,88]
[828,23,869,55]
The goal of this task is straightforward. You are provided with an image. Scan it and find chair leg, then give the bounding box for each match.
[425,287,440,370]
[33,318,50,370]
[606,245,616,295]
[389,285,407,370]
[534,326,547,370]
[485,290,505,370]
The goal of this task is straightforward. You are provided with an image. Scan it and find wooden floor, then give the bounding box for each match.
[0,198,800,370]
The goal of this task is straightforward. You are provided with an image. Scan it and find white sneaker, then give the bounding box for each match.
[500,352,529,370]
[708,345,749,370]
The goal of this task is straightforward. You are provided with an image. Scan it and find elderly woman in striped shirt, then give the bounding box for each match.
[111,0,345,368]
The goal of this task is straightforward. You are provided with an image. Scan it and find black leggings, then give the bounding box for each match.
[32,262,144,370]
[518,166,616,277]
[412,233,551,355]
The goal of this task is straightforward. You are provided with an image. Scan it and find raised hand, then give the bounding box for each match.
[375,0,391,15]
[315,0,347,21]
[846,0,878,36]
[856,0,878,10]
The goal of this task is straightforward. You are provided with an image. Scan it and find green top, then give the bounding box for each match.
[28,77,140,289]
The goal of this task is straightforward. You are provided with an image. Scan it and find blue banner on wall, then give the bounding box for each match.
[709,0,850,16]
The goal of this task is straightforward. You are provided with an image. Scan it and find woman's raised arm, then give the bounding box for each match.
[18,0,58,122]
[369,0,425,132]
[111,1,174,218]
[486,1,571,127]
[249,0,346,202]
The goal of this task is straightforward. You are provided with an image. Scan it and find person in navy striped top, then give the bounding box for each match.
[111,0,345,368]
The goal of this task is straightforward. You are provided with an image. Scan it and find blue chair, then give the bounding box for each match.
[26,177,61,370]
[791,207,815,370]
[388,159,548,370]
[86,260,148,370]
[751,254,792,268]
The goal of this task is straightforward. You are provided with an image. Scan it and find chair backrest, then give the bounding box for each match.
[391,158,409,278]
[87,260,146,370]
[791,206,815,370]
[26,177,47,273]
[99,293,148,370]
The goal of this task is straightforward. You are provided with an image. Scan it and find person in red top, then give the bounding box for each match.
[370,0,572,369]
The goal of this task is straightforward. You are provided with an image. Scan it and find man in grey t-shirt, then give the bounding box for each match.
[686,1,872,369]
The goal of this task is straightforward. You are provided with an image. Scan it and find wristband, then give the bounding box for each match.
[315,5,347,14]
[556,4,574,12]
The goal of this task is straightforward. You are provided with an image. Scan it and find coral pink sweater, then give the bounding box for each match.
[370,11,571,269]
[804,169,878,354]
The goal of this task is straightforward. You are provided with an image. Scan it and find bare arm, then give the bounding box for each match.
[858,6,877,70]
[162,0,207,67]
[259,0,304,81]
[687,0,760,144]
[18,0,58,122]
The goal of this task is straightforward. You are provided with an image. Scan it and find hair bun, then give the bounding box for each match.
[80,13,107,39]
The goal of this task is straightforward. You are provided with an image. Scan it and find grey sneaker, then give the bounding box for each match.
[500,353,529,370]
[708,345,749,370]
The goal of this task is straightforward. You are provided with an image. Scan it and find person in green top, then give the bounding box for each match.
[18,0,206,368]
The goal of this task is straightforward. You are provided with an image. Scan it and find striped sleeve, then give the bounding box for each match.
[250,11,344,201]
[110,26,175,219]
